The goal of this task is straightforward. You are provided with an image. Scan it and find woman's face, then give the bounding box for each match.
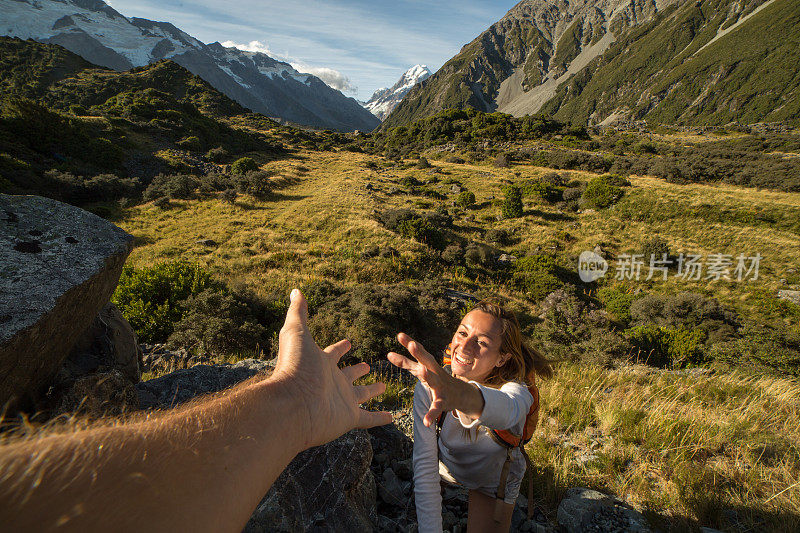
[449,310,509,383]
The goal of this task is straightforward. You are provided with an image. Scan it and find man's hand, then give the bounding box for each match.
[272,289,393,448]
[387,332,484,427]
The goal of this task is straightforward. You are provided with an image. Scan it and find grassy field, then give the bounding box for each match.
[116,145,800,531]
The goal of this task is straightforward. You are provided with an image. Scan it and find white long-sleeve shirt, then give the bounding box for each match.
[412,379,533,533]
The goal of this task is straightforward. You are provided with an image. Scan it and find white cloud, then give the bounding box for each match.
[219,40,357,95]
[291,64,358,95]
[220,39,272,55]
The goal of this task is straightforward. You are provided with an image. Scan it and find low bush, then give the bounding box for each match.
[301,281,463,366]
[231,157,258,175]
[112,262,219,343]
[597,286,637,325]
[168,289,268,354]
[377,208,446,249]
[441,243,465,264]
[501,184,523,218]
[512,255,563,302]
[485,228,510,245]
[625,324,706,368]
[456,190,476,208]
[144,173,198,201]
[177,136,202,151]
[234,170,273,200]
[464,243,493,267]
[205,146,229,163]
[581,176,623,208]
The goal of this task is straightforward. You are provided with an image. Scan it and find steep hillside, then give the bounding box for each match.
[384,0,799,128]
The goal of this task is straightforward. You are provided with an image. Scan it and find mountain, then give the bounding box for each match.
[0,0,380,132]
[383,0,800,128]
[364,65,432,121]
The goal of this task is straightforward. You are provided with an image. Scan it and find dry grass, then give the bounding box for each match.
[115,146,800,529]
[524,363,800,531]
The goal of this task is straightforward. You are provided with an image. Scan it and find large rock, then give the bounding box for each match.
[0,194,133,411]
[135,359,273,409]
[557,487,651,533]
[136,360,377,532]
[246,429,376,532]
[47,303,142,416]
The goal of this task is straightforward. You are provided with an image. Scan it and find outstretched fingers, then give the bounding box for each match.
[424,396,447,427]
[357,408,393,429]
[281,289,308,336]
[324,339,351,363]
[396,332,438,370]
[355,381,385,404]
[341,362,370,382]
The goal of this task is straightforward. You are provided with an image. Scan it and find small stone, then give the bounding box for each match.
[195,238,217,246]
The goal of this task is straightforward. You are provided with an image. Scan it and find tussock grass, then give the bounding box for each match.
[525,363,800,531]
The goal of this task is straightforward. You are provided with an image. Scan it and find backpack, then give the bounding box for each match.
[436,349,540,521]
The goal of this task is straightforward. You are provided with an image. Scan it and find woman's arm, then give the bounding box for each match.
[454,381,533,431]
[388,332,485,426]
[412,381,444,533]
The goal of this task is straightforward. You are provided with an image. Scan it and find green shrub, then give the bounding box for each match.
[501,184,523,218]
[231,157,258,175]
[512,255,562,302]
[234,170,272,199]
[485,228,510,245]
[581,176,623,208]
[597,286,637,324]
[144,173,198,201]
[168,289,268,355]
[177,136,202,151]
[301,281,462,366]
[456,190,476,208]
[205,146,229,163]
[464,243,493,267]
[521,179,561,202]
[112,262,219,343]
[600,173,631,187]
[709,322,800,376]
[378,208,447,249]
[220,189,237,204]
[626,324,706,368]
[562,186,583,202]
[416,157,432,169]
[540,172,566,186]
[441,243,465,264]
[641,236,671,263]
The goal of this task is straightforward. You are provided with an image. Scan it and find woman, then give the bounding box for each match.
[387,301,552,533]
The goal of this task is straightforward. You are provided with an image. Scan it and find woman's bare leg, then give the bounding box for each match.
[466,489,514,533]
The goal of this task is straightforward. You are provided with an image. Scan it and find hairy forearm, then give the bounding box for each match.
[0,375,306,532]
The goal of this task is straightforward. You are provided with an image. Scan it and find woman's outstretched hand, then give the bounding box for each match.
[273,289,394,448]
[387,332,484,427]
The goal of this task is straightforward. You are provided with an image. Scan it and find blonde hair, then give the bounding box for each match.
[467,300,553,387]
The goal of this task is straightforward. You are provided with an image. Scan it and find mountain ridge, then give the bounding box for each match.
[1,0,380,132]
[383,0,799,128]
[363,65,432,121]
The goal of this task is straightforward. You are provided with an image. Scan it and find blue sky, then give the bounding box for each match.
[106,0,519,99]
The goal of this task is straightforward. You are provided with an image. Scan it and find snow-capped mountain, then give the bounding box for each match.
[364,65,431,121]
[0,0,379,132]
